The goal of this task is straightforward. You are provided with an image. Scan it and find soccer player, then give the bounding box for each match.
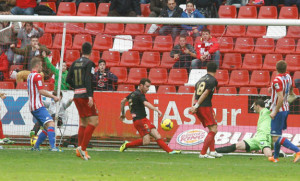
[189,62,222,158]
[0,92,14,144]
[119,78,181,154]
[268,60,300,163]
[66,42,98,161]
[215,99,272,157]
[28,57,61,151]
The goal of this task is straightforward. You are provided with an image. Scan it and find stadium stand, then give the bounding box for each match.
[157,85,176,94]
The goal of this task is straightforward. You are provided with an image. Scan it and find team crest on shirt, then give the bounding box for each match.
[38,80,42,86]
[274,83,280,90]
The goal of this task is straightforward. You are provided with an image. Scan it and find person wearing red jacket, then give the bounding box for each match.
[10,0,37,15]
[192,29,220,69]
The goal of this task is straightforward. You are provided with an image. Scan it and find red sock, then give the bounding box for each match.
[209,138,215,152]
[201,131,216,155]
[77,126,86,147]
[157,139,172,153]
[0,120,4,139]
[81,124,95,151]
[126,139,143,148]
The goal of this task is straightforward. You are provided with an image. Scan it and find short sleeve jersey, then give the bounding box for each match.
[194,74,218,107]
[126,89,147,121]
[27,71,44,111]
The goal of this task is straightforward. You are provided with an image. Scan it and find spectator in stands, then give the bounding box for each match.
[170,35,197,70]
[0,51,9,80]
[108,0,142,17]
[180,1,205,38]
[0,21,21,64]
[149,0,167,17]
[193,0,218,18]
[10,35,52,84]
[93,59,118,91]
[295,79,300,92]
[176,0,187,5]
[0,0,15,13]
[159,0,183,41]
[192,28,220,68]
[225,0,247,6]
[10,0,37,15]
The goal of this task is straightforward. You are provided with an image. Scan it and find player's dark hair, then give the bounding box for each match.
[254,99,265,108]
[53,90,63,97]
[139,78,151,85]
[30,56,42,69]
[276,60,287,74]
[186,1,194,6]
[202,28,210,34]
[206,62,217,73]
[82,42,92,55]
[98,59,106,65]
[24,22,33,27]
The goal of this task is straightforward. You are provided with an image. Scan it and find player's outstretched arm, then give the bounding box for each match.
[144,101,162,117]
[38,89,59,102]
[120,98,128,121]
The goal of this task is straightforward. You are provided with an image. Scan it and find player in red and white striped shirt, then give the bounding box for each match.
[268,60,300,163]
[27,56,60,152]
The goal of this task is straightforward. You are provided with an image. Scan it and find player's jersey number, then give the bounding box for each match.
[196,82,206,96]
[74,69,82,86]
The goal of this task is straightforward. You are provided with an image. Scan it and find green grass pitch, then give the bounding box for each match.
[0,147,299,181]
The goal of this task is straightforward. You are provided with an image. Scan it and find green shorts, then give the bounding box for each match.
[244,135,272,152]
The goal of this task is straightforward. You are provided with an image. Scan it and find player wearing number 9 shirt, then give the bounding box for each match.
[189,62,222,159]
[66,42,98,161]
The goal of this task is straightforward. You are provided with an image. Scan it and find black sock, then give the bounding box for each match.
[215,144,236,153]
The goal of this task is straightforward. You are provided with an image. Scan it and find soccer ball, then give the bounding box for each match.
[30,136,38,146]
[161,119,173,131]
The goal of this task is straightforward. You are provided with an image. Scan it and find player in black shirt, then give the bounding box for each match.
[66,42,98,161]
[119,78,181,154]
[189,62,222,159]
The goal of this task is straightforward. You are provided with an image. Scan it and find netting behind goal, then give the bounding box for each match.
[0,15,299,152]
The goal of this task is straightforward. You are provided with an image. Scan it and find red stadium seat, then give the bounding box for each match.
[89,50,100,66]
[178,86,195,93]
[279,7,298,19]
[245,26,266,38]
[161,52,175,69]
[250,70,270,87]
[238,6,257,19]
[296,39,300,54]
[218,5,236,18]
[259,87,271,96]
[77,3,96,16]
[72,34,92,50]
[157,85,176,94]
[119,51,140,67]
[39,33,52,48]
[93,35,113,50]
[293,71,300,84]
[110,67,127,83]
[254,38,274,54]
[258,6,277,19]
[140,52,160,68]
[57,2,76,16]
[104,23,124,34]
[275,38,295,54]
[228,70,249,87]
[50,49,60,66]
[117,84,135,92]
[33,22,45,30]
[262,54,283,71]
[45,22,63,34]
[44,83,54,91]
[285,54,300,72]
[127,68,147,84]
[97,3,110,16]
[148,68,168,85]
[141,4,151,17]
[234,37,254,53]
[242,54,263,70]
[174,36,193,46]
[207,25,226,37]
[66,23,85,34]
[270,71,278,84]
[132,35,152,51]
[239,87,258,95]
[225,25,246,37]
[124,24,145,35]
[218,37,234,53]
[16,82,28,89]
[39,2,57,13]
[0,82,15,89]
[101,51,120,67]
[153,36,173,52]
[215,69,229,87]
[286,26,300,38]
[221,53,242,70]
[52,34,72,49]
[218,87,237,94]
[64,49,80,67]
[84,23,104,34]
[167,69,188,85]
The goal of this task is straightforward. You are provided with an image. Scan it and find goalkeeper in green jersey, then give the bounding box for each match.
[215,99,272,157]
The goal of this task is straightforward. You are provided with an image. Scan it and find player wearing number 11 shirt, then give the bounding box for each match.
[189,62,222,159]
[66,42,98,161]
